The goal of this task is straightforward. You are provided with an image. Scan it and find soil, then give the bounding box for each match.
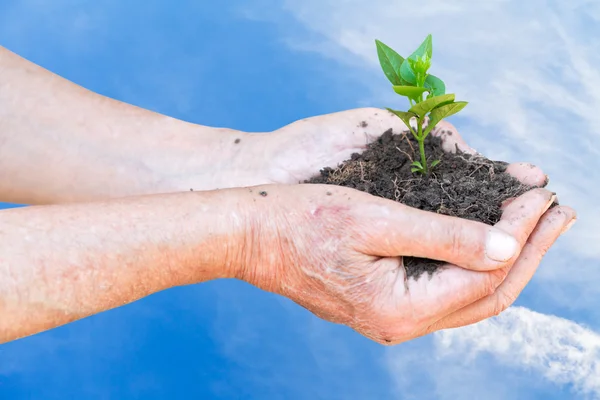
[306,124,542,279]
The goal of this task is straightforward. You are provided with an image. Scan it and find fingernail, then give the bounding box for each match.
[561,218,577,235]
[545,193,557,211]
[486,230,519,262]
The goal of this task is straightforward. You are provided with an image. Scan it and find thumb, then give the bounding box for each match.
[358,188,555,272]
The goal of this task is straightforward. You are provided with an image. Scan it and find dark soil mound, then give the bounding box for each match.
[306,126,535,279]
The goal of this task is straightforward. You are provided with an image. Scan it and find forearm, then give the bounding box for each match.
[0,45,268,204]
[0,189,247,343]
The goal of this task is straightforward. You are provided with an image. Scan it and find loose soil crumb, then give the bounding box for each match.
[306,128,538,279]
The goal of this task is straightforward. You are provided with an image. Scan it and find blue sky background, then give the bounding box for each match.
[1,0,599,399]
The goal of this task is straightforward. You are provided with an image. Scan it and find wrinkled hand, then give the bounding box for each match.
[238,183,574,345]
[236,108,576,344]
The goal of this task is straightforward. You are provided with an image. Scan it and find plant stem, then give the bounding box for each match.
[417,118,427,174]
[418,139,427,174]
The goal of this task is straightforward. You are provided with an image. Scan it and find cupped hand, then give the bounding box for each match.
[265,108,547,187]
[238,108,574,343]
[237,183,575,344]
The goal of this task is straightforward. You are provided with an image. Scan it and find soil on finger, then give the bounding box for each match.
[306,128,536,279]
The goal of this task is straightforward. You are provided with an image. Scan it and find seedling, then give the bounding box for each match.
[375,34,467,174]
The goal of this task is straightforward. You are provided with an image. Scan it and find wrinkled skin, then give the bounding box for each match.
[235,108,576,345]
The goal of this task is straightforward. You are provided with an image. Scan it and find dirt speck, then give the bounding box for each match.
[259,191,268,197]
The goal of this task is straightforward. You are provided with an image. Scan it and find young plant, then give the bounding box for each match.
[375,34,468,174]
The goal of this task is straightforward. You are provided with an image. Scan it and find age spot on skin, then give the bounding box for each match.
[313,204,349,218]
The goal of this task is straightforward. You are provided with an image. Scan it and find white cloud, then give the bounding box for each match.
[435,306,600,398]
[385,307,600,399]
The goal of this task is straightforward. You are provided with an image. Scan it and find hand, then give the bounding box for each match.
[236,183,575,345]
[164,108,548,193]
[262,108,548,187]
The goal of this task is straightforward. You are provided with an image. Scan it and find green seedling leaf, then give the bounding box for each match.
[400,59,417,85]
[409,55,432,79]
[404,34,433,80]
[423,101,468,137]
[410,34,433,60]
[424,74,446,96]
[408,94,455,118]
[386,108,418,134]
[375,39,406,85]
[411,160,424,173]
[430,159,441,169]
[392,85,428,97]
[393,85,427,104]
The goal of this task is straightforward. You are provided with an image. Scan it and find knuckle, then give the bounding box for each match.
[448,220,469,258]
[369,330,404,346]
[484,277,498,297]
[489,266,510,286]
[357,316,413,346]
[378,336,396,346]
[483,267,509,297]
[492,288,516,316]
[531,241,551,258]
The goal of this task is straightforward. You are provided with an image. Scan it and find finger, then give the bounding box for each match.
[371,263,499,345]
[361,188,555,272]
[501,192,556,211]
[505,163,548,187]
[493,188,556,247]
[394,202,571,340]
[428,205,576,330]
